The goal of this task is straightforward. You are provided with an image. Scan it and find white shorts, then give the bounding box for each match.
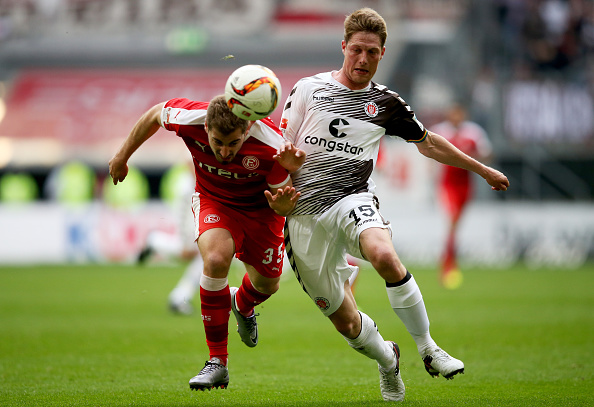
[285,192,391,316]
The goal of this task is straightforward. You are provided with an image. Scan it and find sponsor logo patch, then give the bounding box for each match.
[204,214,220,224]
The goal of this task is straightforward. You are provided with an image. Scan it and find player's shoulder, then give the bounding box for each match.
[165,98,209,111]
[246,119,283,149]
[369,82,414,114]
[163,98,208,126]
[371,82,405,102]
[294,71,332,89]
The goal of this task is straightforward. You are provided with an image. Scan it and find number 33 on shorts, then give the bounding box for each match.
[262,243,284,265]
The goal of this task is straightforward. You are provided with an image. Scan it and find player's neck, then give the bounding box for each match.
[332,69,370,91]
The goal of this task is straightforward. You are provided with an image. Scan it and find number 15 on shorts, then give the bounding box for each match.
[349,204,376,226]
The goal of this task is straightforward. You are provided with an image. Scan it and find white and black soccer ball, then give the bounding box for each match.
[224,64,282,121]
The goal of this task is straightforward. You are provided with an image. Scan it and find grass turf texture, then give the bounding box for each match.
[1,263,592,406]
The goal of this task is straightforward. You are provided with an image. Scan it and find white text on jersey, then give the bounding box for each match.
[196,161,259,179]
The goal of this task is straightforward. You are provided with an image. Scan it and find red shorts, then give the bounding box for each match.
[439,182,471,222]
[192,193,285,278]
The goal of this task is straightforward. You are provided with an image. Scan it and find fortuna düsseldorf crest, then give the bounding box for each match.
[242,155,259,170]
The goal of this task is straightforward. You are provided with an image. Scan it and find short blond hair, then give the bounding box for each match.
[206,95,249,135]
[344,8,387,48]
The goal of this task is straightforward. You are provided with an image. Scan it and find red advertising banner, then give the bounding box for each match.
[0,67,327,166]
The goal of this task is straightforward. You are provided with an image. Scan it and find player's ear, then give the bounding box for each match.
[204,120,208,132]
[341,40,347,55]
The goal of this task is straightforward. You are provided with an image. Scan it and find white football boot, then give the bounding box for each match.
[422,347,464,379]
[379,341,405,402]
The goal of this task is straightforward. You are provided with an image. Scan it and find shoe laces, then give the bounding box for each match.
[379,366,398,387]
[243,313,259,334]
[200,360,224,375]
[431,348,451,363]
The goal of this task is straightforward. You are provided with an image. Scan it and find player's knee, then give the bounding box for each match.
[329,311,360,338]
[333,317,359,338]
[202,252,232,276]
[368,249,407,282]
[368,247,396,271]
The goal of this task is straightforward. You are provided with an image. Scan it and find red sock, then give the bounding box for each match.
[200,285,231,365]
[235,273,271,316]
[441,232,457,275]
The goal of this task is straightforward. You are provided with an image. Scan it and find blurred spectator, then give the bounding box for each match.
[44,161,96,205]
[102,165,149,209]
[0,172,38,203]
[138,162,203,315]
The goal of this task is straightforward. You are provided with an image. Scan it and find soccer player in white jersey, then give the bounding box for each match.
[280,8,509,402]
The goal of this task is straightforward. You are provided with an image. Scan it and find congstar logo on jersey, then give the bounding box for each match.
[303,118,364,155]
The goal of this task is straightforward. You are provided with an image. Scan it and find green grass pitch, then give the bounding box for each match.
[1,262,592,406]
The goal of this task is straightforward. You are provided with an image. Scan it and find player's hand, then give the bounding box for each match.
[108,155,128,185]
[273,142,306,173]
[264,185,300,216]
[485,167,510,191]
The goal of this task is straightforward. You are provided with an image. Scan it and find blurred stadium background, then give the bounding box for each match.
[0,0,593,268]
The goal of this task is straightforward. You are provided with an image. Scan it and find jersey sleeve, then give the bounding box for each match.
[161,98,208,132]
[279,79,307,143]
[384,93,427,143]
[266,161,291,189]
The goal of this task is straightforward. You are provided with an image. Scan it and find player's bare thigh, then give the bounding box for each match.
[359,227,407,284]
[198,228,235,279]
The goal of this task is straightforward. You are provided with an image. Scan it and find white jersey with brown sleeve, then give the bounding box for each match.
[280,71,427,215]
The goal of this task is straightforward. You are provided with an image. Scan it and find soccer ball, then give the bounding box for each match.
[224,65,282,120]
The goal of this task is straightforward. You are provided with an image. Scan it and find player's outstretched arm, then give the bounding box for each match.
[416,131,509,191]
[109,102,165,185]
[264,185,301,216]
[273,141,306,173]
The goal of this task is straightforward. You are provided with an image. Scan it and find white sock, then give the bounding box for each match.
[386,272,436,355]
[342,311,395,370]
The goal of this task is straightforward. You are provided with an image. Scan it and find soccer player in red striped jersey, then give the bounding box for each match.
[432,103,494,289]
[109,95,304,391]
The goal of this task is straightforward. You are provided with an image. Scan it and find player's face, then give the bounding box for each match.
[208,126,246,165]
[341,32,385,89]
